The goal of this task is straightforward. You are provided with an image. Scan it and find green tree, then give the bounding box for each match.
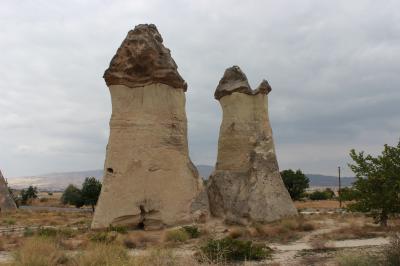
[308,189,334,200]
[81,177,102,212]
[339,187,358,201]
[20,186,38,205]
[281,169,309,200]
[348,140,400,226]
[61,184,84,208]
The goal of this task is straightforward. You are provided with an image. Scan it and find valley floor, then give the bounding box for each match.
[0,200,398,265]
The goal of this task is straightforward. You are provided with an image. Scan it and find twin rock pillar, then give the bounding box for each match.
[207,66,297,225]
[91,24,208,230]
[92,24,296,229]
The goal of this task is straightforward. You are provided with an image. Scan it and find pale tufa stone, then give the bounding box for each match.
[207,66,297,225]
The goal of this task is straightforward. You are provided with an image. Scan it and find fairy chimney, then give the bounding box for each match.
[92,24,208,230]
[207,66,297,225]
[0,170,17,212]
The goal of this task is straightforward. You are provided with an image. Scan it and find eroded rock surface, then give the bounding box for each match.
[92,24,208,230]
[104,24,187,91]
[207,66,297,225]
[0,170,17,212]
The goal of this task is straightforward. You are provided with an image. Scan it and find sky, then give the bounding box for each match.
[1,0,399,177]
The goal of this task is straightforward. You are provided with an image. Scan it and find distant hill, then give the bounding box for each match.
[306,174,355,187]
[7,166,354,190]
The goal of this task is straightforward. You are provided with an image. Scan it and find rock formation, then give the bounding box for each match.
[207,66,297,225]
[0,170,17,212]
[92,24,208,230]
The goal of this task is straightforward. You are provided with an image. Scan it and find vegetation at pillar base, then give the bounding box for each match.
[20,186,38,205]
[281,169,309,200]
[61,177,102,211]
[200,237,272,262]
[348,139,400,226]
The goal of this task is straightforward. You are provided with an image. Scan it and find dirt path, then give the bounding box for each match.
[0,252,12,264]
[269,219,390,265]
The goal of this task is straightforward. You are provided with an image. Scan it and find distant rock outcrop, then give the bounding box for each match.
[0,170,17,212]
[207,66,297,225]
[92,24,208,230]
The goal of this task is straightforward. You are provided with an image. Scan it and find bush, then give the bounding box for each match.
[108,225,128,234]
[3,218,16,225]
[339,187,358,201]
[165,228,190,243]
[182,225,200,238]
[384,234,400,266]
[61,184,84,208]
[309,190,333,200]
[200,237,272,262]
[23,227,35,237]
[20,186,38,205]
[37,227,58,238]
[90,231,117,243]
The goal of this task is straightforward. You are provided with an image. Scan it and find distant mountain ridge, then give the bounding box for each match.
[7,166,354,190]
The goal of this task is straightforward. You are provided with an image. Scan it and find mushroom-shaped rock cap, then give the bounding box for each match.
[214,66,272,100]
[104,24,187,91]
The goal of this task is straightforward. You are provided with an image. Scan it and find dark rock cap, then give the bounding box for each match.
[214,66,271,100]
[104,24,187,91]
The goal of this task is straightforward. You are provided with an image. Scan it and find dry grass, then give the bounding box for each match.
[320,222,399,241]
[227,227,246,239]
[295,200,347,209]
[122,231,160,249]
[164,228,190,243]
[0,210,92,228]
[75,242,131,266]
[251,217,317,243]
[10,237,71,266]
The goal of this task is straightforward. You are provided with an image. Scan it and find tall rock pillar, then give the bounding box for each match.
[0,170,17,212]
[92,24,208,230]
[207,66,297,225]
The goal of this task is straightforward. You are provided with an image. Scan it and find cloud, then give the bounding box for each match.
[0,0,399,177]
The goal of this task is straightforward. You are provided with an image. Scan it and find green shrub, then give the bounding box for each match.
[165,228,190,243]
[37,227,58,238]
[23,227,35,237]
[3,218,16,225]
[90,231,117,243]
[309,190,332,200]
[57,227,76,238]
[108,225,128,234]
[200,237,272,262]
[182,225,200,238]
